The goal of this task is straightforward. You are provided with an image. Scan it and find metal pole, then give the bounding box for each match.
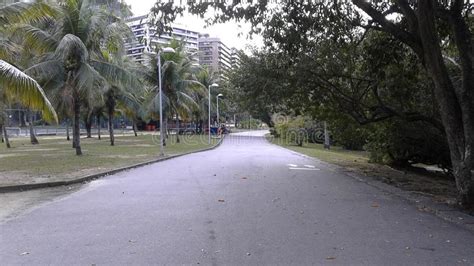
[208,85,211,145]
[158,52,164,156]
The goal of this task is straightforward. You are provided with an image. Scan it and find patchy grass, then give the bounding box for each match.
[268,136,369,166]
[267,135,458,204]
[0,133,218,186]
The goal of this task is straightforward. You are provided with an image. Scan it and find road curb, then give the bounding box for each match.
[0,136,225,193]
[265,137,474,233]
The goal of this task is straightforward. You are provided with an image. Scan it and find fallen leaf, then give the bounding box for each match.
[246,252,251,256]
[242,177,248,180]
[371,203,380,208]
[20,252,30,256]
[326,257,336,260]
[218,199,225,203]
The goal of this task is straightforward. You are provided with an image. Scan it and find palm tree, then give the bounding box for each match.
[142,40,205,144]
[0,60,57,148]
[18,0,133,155]
[93,51,140,146]
[165,55,205,143]
[195,66,219,133]
[1,1,58,145]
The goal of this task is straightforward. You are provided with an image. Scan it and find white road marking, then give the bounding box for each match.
[304,165,316,168]
[289,168,321,171]
[287,164,298,167]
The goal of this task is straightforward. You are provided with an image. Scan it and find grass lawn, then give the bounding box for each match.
[266,135,458,203]
[266,135,369,166]
[0,133,219,186]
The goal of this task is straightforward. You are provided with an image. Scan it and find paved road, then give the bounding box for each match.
[1,131,474,265]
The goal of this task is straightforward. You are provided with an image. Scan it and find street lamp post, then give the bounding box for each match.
[157,47,175,156]
[208,83,219,145]
[216,93,223,126]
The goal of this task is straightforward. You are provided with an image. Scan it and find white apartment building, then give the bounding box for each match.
[0,0,31,7]
[198,34,233,79]
[126,15,200,64]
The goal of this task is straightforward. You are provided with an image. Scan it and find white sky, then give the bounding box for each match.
[124,0,262,52]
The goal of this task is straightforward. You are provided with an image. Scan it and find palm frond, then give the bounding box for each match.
[55,34,89,64]
[11,24,58,54]
[0,60,58,122]
[0,1,58,25]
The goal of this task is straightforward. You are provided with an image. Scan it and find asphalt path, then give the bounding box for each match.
[1,131,473,265]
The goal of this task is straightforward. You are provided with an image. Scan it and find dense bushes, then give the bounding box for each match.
[365,119,451,171]
[271,115,452,172]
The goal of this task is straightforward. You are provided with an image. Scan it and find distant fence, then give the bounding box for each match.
[4,126,133,138]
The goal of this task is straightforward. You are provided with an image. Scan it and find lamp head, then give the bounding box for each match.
[217,93,224,97]
[162,47,176,54]
[210,83,219,88]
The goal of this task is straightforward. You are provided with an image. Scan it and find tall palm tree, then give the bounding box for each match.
[142,40,205,144]
[93,51,140,146]
[0,60,57,148]
[165,54,205,143]
[18,0,133,155]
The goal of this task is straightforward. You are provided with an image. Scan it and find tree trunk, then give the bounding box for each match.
[19,111,26,127]
[106,89,116,146]
[28,112,39,145]
[1,124,10,148]
[72,117,76,148]
[417,0,474,207]
[163,117,167,146]
[176,114,180,143]
[132,121,138,137]
[66,119,70,141]
[97,114,101,140]
[108,109,115,146]
[73,98,82,155]
[85,114,92,138]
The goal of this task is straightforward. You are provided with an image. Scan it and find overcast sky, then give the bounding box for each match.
[123,0,262,52]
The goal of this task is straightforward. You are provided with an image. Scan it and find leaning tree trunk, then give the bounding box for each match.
[417,0,474,207]
[2,123,11,148]
[28,111,39,145]
[132,120,138,137]
[97,114,101,140]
